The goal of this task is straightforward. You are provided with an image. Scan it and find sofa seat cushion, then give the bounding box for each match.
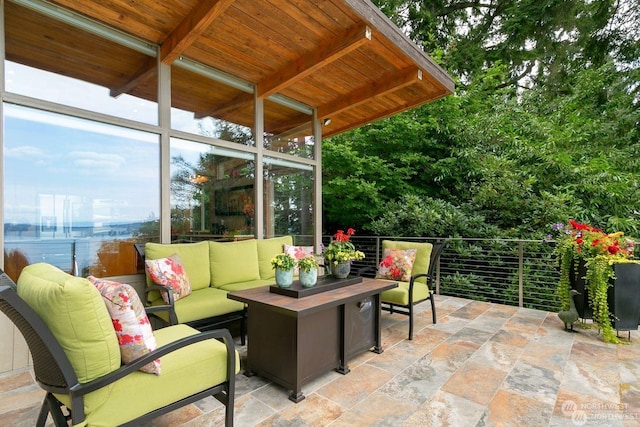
[150,288,244,324]
[54,324,239,427]
[209,239,261,287]
[218,279,273,293]
[17,263,121,384]
[381,241,433,284]
[145,241,210,291]
[257,236,293,279]
[381,280,431,306]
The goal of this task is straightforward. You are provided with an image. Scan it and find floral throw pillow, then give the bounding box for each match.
[145,253,192,303]
[376,248,418,282]
[88,277,161,375]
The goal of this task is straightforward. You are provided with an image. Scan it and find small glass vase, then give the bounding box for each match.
[275,268,294,288]
[331,262,351,279]
[299,268,318,287]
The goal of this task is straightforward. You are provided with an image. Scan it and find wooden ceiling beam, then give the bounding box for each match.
[257,23,372,99]
[323,86,451,138]
[318,67,423,119]
[195,92,254,119]
[110,56,156,97]
[160,0,236,65]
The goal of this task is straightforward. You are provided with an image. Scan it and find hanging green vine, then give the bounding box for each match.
[552,219,636,344]
[556,241,575,312]
[584,255,618,343]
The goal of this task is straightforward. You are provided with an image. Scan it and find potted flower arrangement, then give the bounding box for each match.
[271,253,296,288]
[552,219,638,343]
[323,228,365,278]
[297,255,319,287]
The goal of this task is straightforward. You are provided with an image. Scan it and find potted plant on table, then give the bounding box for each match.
[323,228,365,279]
[297,255,319,288]
[271,253,296,288]
[552,219,638,343]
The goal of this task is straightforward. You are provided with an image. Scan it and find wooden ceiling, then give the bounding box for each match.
[5,0,454,138]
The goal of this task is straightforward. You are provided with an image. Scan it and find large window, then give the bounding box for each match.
[264,99,314,159]
[170,65,255,146]
[3,104,160,279]
[5,61,158,126]
[264,157,314,243]
[170,138,255,240]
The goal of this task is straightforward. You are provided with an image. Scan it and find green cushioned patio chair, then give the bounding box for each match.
[0,267,237,427]
[379,241,446,340]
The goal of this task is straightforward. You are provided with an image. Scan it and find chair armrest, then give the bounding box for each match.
[407,273,434,305]
[144,284,178,324]
[73,328,236,396]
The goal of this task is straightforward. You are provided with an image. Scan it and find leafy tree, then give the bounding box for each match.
[323,0,640,239]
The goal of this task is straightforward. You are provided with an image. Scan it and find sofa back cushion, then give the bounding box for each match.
[381,241,433,284]
[145,241,210,291]
[209,239,261,287]
[257,236,293,280]
[17,263,121,383]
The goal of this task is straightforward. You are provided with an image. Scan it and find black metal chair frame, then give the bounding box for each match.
[0,270,236,427]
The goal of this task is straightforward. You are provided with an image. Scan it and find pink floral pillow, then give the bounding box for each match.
[376,248,418,282]
[88,277,160,375]
[144,253,192,303]
[284,244,314,275]
[284,244,314,259]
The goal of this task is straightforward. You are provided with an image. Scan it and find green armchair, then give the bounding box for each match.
[376,241,445,340]
[0,263,238,427]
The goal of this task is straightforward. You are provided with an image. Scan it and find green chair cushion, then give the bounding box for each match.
[256,236,293,279]
[55,324,239,427]
[16,263,121,384]
[150,288,244,324]
[381,280,431,306]
[145,241,210,291]
[209,239,260,287]
[382,241,433,284]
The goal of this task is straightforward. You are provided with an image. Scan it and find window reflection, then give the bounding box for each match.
[170,66,255,145]
[3,104,160,279]
[264,99,314,159]
[5,61,158,126]
[170,138,255,241]
[264,158,314,243]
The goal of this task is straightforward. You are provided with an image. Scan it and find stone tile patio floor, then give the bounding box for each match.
[2,294,640,426]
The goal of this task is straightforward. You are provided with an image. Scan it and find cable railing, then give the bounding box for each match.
[327,236,561,313]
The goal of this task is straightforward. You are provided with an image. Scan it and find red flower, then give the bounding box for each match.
[112,319,123,332]
[608,245,620,254]
[119,334,135,345]
[575,237,583,245]
[380,255,393,268]
[390,267,402,280]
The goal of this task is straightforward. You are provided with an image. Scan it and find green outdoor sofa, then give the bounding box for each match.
[143,236,294,338]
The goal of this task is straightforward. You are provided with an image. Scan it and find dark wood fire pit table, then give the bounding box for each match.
[227,277,397,402]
